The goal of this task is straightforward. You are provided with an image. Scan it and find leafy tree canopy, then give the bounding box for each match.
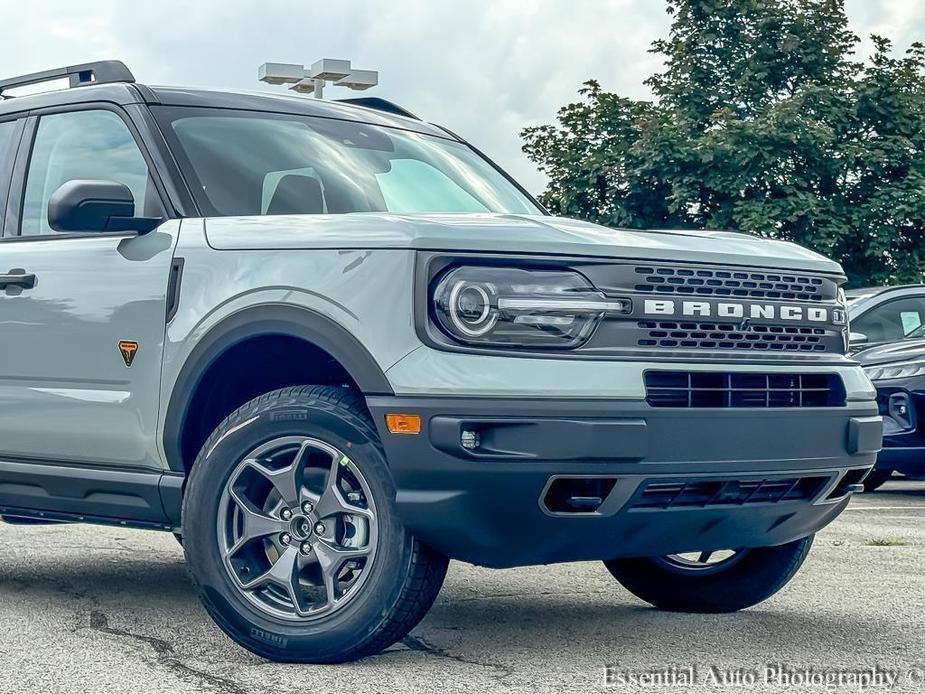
[522,0,925,286]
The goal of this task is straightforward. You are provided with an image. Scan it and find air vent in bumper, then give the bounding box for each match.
[645,371,846,408]
[630,476,829,510]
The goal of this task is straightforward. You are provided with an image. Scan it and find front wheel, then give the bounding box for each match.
[182,386,448,663]
[604,536,814,613]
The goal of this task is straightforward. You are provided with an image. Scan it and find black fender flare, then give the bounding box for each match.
[162,304,394,472]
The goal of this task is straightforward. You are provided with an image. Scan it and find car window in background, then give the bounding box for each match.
[156,107,540,218]
[852,296,925,343]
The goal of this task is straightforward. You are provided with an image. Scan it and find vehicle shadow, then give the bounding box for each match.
[866,479,925,499]
[0,548,907,670]
[414,591,905,666]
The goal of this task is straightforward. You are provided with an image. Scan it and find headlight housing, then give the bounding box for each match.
[864,360,925,382]
[431,266,629,349]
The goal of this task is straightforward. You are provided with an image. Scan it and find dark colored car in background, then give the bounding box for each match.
[849,286,925,490]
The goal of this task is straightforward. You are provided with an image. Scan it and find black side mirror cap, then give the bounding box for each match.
[47,180,162,234]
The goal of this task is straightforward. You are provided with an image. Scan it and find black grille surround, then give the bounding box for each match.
[628,475,830,510]
[584,260,848,358]
[633,265,827,301]
[645,371,846,408]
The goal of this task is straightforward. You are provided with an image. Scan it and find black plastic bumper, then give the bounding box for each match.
[367,397,881,568]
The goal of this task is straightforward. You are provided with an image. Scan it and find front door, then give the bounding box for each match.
[0,107,178,470]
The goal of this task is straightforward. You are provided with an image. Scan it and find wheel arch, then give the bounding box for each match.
[162,304,394,473]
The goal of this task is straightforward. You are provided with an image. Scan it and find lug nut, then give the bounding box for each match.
[301,542,312,554]
[280,509,292,520]
[280,533,291,545]
[302,502,313,513]
[314,522,326,535]
[461,429,480,450]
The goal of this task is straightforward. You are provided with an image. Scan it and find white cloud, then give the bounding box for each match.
[0,0,920,194]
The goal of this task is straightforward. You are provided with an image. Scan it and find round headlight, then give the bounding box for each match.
[448,281,497,337]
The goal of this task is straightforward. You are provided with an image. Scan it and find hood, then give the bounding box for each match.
[205,213,843,275]
[851,339,925,366]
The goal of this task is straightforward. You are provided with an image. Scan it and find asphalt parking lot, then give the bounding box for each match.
[1,481,922,694]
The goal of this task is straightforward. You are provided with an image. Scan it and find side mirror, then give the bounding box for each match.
[849,331,869,345]
[48,180,161,234]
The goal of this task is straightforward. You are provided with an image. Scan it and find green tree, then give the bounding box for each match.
[522,0,925,286]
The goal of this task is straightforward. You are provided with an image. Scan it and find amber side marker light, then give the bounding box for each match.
[386,414,422,435]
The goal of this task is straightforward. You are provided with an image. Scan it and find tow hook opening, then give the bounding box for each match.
[542,476,619,515]
[826,468,870,500]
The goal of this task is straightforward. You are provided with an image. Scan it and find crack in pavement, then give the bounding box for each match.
[400,634,515,681]
[81,609,249,694]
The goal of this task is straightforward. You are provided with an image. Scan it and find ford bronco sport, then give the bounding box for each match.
[0,61,882,663]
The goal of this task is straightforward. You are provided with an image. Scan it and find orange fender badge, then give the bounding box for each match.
[118,341,139,367]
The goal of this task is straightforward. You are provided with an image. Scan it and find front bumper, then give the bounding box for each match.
[368,397,881,568]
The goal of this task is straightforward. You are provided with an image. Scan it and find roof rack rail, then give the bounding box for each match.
[335,97,419,120]
[0,60,135,98]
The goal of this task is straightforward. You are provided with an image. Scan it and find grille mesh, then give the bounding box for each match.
[645,371,845,408]
[637,321,828,352]
[633,266,826,301]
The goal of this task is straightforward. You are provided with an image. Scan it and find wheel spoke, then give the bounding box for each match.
[314,451,372,520]
[313,539,371,606]
[226,489,288,556]
[240,545,310,616]
[242,442,311,507]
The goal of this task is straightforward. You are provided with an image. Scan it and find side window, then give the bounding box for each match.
[20,110,154,236]
[852,296,925,343]
[0,120,21,229]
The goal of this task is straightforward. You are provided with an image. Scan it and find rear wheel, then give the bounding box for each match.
[604,536,814,613]
[182,385,448,663]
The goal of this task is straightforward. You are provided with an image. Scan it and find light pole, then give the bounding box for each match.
[258,59,378,99]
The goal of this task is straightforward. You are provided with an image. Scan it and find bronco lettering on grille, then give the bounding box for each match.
[643,299,845,325]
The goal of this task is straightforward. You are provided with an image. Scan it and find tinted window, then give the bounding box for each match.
[0,119,20,229]
[156,108,539,217]
[852,296,925,343]
[20,110,154,235]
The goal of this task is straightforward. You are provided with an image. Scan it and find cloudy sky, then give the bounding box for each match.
[2,1,923,194]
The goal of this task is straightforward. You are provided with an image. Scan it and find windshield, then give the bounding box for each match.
[154,107,541,218]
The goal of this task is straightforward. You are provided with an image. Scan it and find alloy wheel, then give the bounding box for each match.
[656,549,748,575]
[217,436,379,621]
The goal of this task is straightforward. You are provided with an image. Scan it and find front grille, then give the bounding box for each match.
[633,266,826,301]
[637,321,828,352]
[645,371,846,408]
[629,476,829,510]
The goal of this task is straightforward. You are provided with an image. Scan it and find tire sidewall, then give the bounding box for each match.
[607,536,814,613]
[182,390,413,661]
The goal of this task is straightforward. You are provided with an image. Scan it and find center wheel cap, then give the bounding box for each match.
[289,515,313,541]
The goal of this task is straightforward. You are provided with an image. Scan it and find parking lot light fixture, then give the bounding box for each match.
[258,59,379,99]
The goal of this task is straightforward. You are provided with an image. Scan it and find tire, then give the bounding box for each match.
[862,469,892,493]
[182,385,448,663]
[604,536,814,613]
